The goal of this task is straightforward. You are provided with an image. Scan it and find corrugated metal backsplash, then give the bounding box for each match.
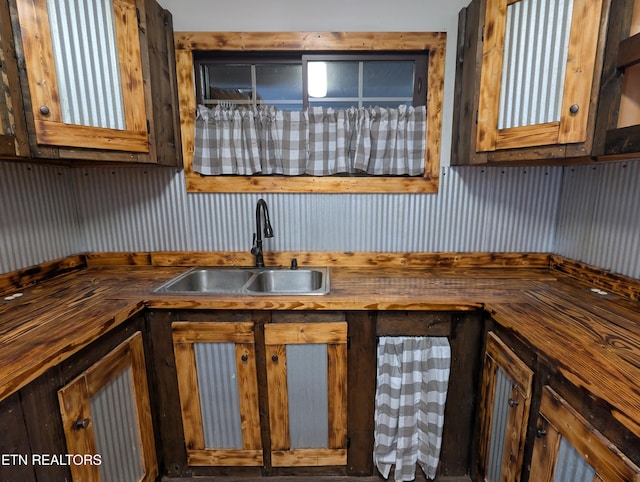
[0,162,80,273]
[2,159,639,279]
[70,165,562,254]
[555,160,640,279]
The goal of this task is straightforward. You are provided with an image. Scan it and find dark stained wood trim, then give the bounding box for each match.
[549,254,640,301]
[0,254,86,295]
[617,32,640,69]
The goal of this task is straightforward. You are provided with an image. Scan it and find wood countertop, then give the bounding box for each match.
[1,262,639,439]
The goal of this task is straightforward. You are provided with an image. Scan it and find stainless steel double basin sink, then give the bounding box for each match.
[153,266,330,295]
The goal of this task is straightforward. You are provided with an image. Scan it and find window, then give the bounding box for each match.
[175,32,446,193]
[195,53,427,110]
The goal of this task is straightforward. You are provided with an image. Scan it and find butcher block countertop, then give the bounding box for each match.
[1,253,639,440]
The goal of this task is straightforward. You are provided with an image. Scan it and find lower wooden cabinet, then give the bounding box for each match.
[171,320,348,469]
[264,322,348,467]
[476,332,533,482]
[57,331,158,482]
[172,321,263,466]
[529,386,640,482]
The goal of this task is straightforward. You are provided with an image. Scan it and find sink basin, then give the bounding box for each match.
[154,267,330,295]
[245,269,326,294]
[156,268,253,293]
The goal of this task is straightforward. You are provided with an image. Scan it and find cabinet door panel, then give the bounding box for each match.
[477,0,603,151]
[172,322,263,467]
[58,331,157,482]
[477,332,533,482]
[265,322,348,467]
[530,386,640,482]
[16,0,149,152]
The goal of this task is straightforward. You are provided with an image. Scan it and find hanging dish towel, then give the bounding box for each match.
[374,336,451,481]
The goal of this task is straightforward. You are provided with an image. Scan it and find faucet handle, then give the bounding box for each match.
[250,233,259,255]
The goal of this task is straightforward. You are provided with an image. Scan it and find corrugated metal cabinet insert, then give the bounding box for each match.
[8,0,182,164]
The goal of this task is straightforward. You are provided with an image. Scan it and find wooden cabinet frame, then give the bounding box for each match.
[477,0,604,152]
[58,331,157,482]
[264,322,348,467]
[530,386,640,482]
[476,332,533,482]
[172,321,263,466]
[15,0,149,153]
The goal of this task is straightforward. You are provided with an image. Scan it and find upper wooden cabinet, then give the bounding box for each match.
[596,0,640,157]
[452,0,616,164]
[4,0,181,164]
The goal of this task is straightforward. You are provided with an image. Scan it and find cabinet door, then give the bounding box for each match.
[58,331,157,482]
[15,0,149,152]
[476,332,533,482]
[264,322,348,467]
[477,0,603,152]
[0,0,29,158]
[172,322,263,466]
[530,386,640,482]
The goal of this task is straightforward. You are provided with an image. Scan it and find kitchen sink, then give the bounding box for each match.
[245,269,325,293]
[153,267,330,295]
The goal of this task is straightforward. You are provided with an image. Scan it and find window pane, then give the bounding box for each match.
[325,61,359,98]
[256,64,302,102]
[363,61,415,97]
[207,64,253,102]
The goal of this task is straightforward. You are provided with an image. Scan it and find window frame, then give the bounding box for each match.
[175,32,446,193]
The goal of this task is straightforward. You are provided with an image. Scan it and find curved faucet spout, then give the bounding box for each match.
[251,199,274,267]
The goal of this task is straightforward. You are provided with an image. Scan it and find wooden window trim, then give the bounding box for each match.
[174,32,446,193]
[476,0,604,152]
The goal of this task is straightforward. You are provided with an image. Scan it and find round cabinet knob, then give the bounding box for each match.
[508,398,519,407]
[569,104,579,114]
[39,105,50,116]
[74,418,91,430]
[241,353,249,362]
[536,428,547,438]
[272,354,279,362]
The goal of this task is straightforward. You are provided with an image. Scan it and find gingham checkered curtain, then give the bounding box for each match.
[193,105,426,176]
[374,336,451,482]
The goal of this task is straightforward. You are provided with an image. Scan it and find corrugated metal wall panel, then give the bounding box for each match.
[0,162,80,273]
[47,0,125,129]
[2,164,564,274]
[555,160,640,279]
[499,0,573,129]
[72,167,190,252]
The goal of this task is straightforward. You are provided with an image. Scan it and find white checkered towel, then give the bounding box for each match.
[374,336,451,481]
